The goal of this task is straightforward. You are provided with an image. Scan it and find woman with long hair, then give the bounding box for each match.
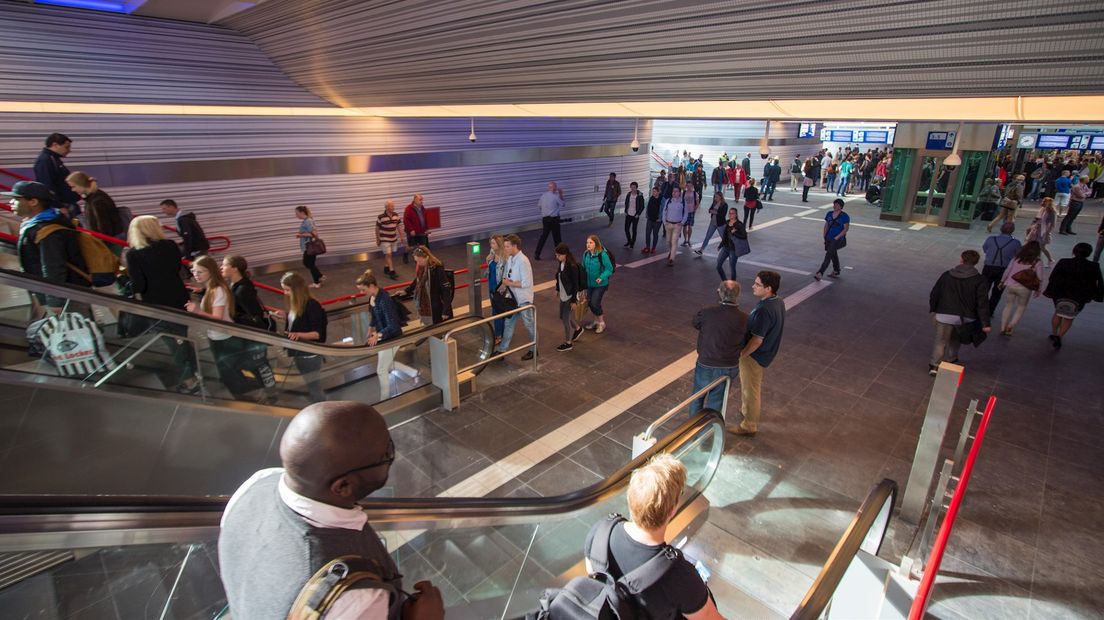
[66,171,127,247]
[294,205,325,287]
[1027,197,1058,266]
[582,234,613,333]
[554,242,585,351]
[280,271,328,403]
[695,191,728,255]
[997,241,1044,337]
[404,246,453,325]
[186,255,248,398]
[716,207,748,280]
[124,215,195,392]
[221,255,277,400]
[486,234,507,343]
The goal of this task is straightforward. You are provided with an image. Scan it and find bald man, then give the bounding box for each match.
[403,193,430,249]
[219,401,443,619]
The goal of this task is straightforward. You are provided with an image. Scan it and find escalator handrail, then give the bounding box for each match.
[0,410,723,531]
[790,478,899,620]
[0,267,483,358]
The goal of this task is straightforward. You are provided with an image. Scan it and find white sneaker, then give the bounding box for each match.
[595,323,606,334]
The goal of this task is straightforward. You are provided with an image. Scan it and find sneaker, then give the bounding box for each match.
[667,259,674,266]
[828,271,841,278]
[623,243,631,248]
[1052,335,1062,349]
[814,272,822,281]
[572,327,584,342]
[521,350,536,361]
[928,365,938,376]
[693,249,703,256]
[584,321,598,330]
[641,247,650,254]
[595,323,606,334]
[556,342,573,352]
[387,270,399,280]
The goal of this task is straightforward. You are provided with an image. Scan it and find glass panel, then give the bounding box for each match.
[880,148,914,217]
[949,151,990,225]
[913,156,938,215]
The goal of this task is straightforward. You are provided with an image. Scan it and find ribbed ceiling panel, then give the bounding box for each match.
[224,0,1104,107]
[0,1,330,106]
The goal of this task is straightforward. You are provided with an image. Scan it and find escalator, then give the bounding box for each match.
[0,267,498,497]
[0,409,899,619]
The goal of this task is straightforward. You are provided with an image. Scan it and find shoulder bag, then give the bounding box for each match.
[304,232,327,256]
[1011,263,1041,291]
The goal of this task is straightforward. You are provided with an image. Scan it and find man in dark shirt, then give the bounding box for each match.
[33,133,81,218]
[5,180,89,310]
[690,280,748,415]
[159,199,209,259]
[734,271,786,436]
[219,401,443,619]
[601,172,622,227]
[583,454,722,620]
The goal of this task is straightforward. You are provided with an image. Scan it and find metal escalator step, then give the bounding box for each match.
[0,550,75,590]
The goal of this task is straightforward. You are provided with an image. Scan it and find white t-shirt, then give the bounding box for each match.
[207,287,232,341]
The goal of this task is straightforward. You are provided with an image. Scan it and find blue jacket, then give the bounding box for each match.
[1054,176,1072,194]
[583,250,613,288]
[369,289,403,342]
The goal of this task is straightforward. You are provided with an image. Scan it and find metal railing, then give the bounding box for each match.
[645,375,731,441]
[445,304,537,374]
[791,478,899,620]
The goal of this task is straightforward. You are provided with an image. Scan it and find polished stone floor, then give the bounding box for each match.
[340,186,1104,619]
[2,184,1101,618]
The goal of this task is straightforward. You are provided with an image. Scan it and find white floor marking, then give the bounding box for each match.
[793,209,821,217]
[908,223,928,230]
[625,254,670,268]
[381,272,835,550]
[699,252,812,276]
[748,216,793,231]
[798,217,900,231]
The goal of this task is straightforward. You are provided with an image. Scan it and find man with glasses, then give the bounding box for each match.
[219,401,444,619]
[733,271,785,437]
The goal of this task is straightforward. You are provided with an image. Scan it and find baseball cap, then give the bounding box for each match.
[1,181,55,203]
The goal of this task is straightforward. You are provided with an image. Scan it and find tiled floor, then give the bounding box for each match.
[355,188,1103,618]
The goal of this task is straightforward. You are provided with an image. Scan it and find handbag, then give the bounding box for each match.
[35,311,116,376]
[803,176,815,187]
[1010,265,1041,291]
[999,197,1017,209]
[734,236,751,257]
[491,285,518,314]
[304,235,327,256]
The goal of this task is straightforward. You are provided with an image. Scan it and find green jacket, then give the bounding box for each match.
[582,250,613,288]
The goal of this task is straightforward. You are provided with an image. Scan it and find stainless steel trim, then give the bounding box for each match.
[5,144,649,189]
[0,412,724,552]
[643,375,730,441]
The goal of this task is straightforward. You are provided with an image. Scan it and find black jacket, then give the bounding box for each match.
[719,219,747,250]
[929,265,991,327]
[743,186,759,203]
[286,298,327,356]
[1044,257,1104,307]
[709,201,729,227]
[405,264,454,324]
[711,167,726,186]
[766,164,782,183]
[33,149,80,207]
[231,278,269,328]
[741,157,751,177]
[176,212,209,257]
[555,261,583,303]
[693,304,749,367]
[18,210,89,306]
[624,192,645,217]
[125,239,188,310]
[645,195,663,221]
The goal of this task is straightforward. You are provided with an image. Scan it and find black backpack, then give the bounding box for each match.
[602,250,616,274]
[528,514,679,620]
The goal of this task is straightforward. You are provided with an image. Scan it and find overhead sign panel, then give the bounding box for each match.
[926,131,956,150]
[1037,134,1071,149]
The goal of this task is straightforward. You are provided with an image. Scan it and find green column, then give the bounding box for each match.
[947,151,991,228]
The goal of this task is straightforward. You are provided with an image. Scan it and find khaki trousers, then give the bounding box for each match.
[738,355,765,432]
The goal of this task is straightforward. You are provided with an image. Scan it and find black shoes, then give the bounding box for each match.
[1050,334,1062,349]
[828,271,841,278]
[556,342,573,352]
[572,327,584,342]
[521,350,536,361]
[384,268,399,280]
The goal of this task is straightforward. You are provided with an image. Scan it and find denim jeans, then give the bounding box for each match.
[499,302,536,353]
[645,219,661,248]
[836,175,850,195]
[587,285,607,317]
[689,361,737,416]
[1028,178,1042,199]
[716,246,739,280]
[699,221,720,251]
[825,173,836,190]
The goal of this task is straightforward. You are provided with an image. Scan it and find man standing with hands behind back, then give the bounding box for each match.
[403,193,431,249]
[733,271,785,437]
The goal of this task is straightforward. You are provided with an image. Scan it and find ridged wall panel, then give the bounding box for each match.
[0,2,329,106]
[223,0,1104,106]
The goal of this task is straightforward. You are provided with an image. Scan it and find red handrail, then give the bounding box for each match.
[908,395,998,620]
[0,168,32,182]
[0,230,16,244]
[161,225,231,253]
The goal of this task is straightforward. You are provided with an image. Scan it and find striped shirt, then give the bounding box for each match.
[376,211,401,243]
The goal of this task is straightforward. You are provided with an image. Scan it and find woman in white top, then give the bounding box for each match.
[186,255,244,398]
[998,241,1044,337]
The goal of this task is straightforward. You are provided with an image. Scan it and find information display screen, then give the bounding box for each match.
[798,123,817,138]
[1090,136,1104,150]
[1037,134,1071,149]
[1070,135,1092,150]
[864,131,889,144]
[829,130,853,142]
